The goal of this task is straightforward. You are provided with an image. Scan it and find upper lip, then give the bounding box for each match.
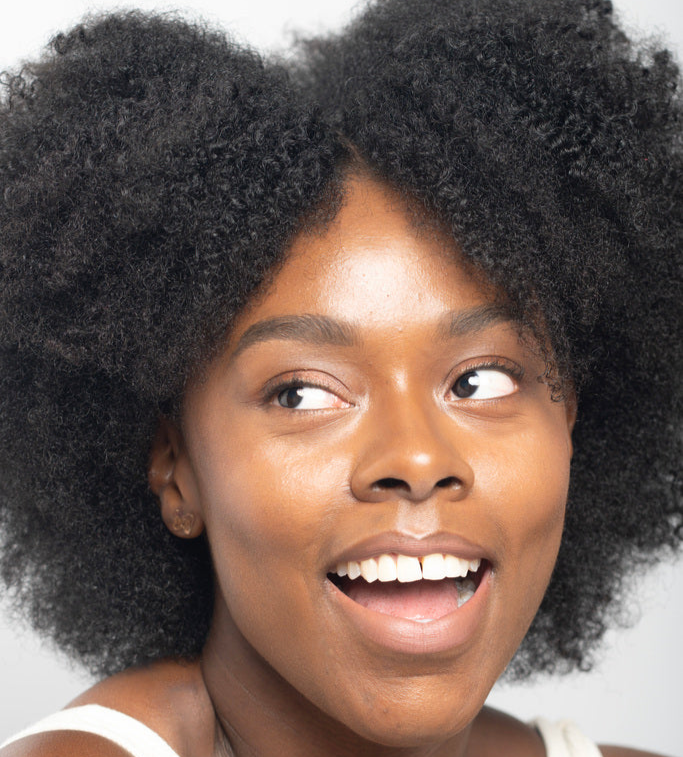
[328,531,490,571]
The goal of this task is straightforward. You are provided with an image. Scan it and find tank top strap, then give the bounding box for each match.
[531,718,603,757]
[0,704,181,757]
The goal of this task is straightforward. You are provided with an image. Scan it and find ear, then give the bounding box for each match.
[148,417,205,538]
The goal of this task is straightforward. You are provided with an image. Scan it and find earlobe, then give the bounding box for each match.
[148,417,205,539]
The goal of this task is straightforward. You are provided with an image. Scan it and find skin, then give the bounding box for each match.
[181,174,575,752]
[1,175,667,757]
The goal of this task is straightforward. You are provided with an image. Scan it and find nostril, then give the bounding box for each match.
[373,477,407,490]
[372,476,461,493]
[436,476,461,489]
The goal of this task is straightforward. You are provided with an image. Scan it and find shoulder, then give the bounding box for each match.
[0,659,215,757]
[468,709,672,757]
[468,707,547,757]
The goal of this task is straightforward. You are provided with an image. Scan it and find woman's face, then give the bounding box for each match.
[174,175,574,747]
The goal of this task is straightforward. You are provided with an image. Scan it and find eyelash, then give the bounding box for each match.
[447,359,524,401]
[455,359,525,384]
[263,359,524,411]
[263,373,347,410]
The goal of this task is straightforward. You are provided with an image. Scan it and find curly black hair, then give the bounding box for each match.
[0,11,345,674]
[0,0,680,680]
[296,0,682,676]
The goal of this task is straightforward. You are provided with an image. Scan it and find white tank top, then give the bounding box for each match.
[1,705,602,756]
[0,705,180,757]
[532,718,603,757]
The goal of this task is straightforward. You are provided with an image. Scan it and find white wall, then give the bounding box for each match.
[0,1,681,754]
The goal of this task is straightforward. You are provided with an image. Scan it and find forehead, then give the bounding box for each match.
[233,175,498,335]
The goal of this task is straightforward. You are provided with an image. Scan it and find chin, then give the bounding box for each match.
[347,715,471,749]
[327,684,483,748]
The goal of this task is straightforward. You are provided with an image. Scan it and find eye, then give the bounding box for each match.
[450,368,517,400]
[275,384,348,410]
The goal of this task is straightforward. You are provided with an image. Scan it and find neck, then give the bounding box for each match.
[199,600,475,757]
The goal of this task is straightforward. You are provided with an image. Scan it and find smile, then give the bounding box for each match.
[329,554,482,621]
[326,549,491,655]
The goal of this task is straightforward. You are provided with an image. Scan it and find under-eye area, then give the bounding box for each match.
[327,554,488,622]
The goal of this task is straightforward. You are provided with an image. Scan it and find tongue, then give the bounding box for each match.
[345,579,460,620]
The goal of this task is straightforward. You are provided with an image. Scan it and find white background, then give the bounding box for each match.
[0,0,681,753]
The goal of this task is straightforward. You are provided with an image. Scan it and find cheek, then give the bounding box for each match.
[525,426,571,535]
[194,438,356,708]
[484,414,570,513]
[192,431,344,620]
[480,421,570,599]
[199,437,342,549]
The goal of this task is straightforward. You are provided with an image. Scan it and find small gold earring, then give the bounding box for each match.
[171,509,196,537]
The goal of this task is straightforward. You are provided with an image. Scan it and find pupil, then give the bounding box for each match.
[280,387,303,408]
[454,371,479,398]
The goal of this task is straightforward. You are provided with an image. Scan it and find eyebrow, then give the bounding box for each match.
[231,314,359,360]
[230,304,513,359]
[438,303,513,339]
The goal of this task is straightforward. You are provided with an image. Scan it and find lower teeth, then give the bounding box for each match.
[455,577,476,608]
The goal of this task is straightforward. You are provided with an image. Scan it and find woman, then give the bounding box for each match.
[0,0,680,754]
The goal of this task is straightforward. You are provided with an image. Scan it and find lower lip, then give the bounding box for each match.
[326,566,492,656]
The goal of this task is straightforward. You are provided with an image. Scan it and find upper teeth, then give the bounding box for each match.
[335,554,481,583]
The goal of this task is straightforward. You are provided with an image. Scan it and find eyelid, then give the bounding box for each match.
[446,358,524,400]
[262,371,352,409]
[452,357,524,379]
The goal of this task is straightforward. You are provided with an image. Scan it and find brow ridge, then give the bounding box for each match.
[231,304,513,360]
[231,314,359,359]
[441,304,513,339]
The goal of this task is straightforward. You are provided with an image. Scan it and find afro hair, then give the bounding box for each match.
[0,0,680,679]
[0,10,345,674]
[296,0,683,676]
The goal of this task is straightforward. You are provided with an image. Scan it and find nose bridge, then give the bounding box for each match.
[350,381,474,503]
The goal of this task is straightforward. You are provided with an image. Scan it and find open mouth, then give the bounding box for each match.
[327,553,486,623]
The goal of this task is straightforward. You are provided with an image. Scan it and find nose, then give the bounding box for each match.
[350,396,474,504]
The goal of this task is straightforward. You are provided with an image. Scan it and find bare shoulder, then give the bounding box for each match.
[465,709,674,757]
[600,747,675,757]
[0,659,215,757]
[468,706,547,757]
[470,707,670,757]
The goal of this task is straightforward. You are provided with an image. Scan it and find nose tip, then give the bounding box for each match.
[351,430,474,504]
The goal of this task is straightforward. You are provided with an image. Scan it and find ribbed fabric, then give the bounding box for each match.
[532,718,603,757]
[0,704,180,757]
